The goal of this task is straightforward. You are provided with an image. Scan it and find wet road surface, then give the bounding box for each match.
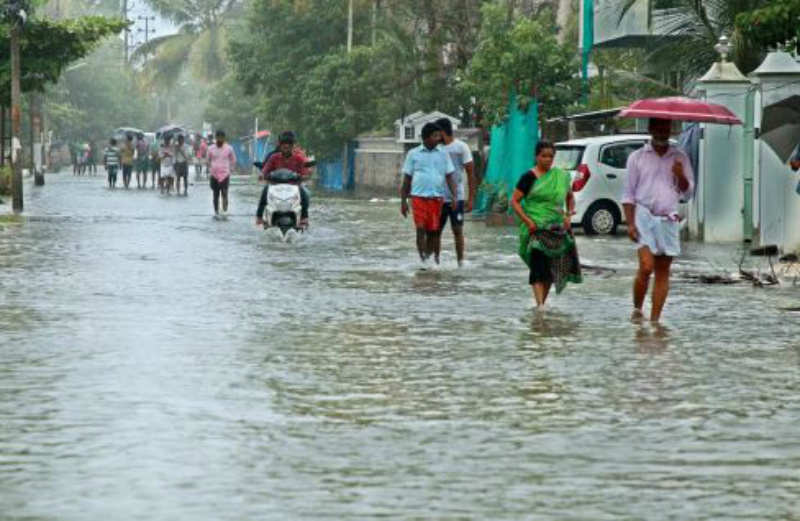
[1,173,799,519]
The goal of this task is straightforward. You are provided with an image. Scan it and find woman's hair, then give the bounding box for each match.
[535,140,555,157]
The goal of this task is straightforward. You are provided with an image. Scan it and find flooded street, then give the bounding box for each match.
[1,173,799,520]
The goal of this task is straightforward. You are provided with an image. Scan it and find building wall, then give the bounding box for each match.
[353,132,483,194]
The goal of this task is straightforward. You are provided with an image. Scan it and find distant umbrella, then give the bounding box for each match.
[112,127,143,139]
[156,125,185,140]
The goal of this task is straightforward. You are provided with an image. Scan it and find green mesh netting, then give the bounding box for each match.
[475,94,539,214]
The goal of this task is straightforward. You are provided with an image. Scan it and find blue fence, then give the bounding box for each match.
[316,142,356,191]
[230,138,274,169]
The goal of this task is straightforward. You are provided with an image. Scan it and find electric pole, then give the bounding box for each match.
[7,1,27,212]
[138,15,156,63]
[347,0,353,53]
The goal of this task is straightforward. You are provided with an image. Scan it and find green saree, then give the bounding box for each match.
[517,167,583,294]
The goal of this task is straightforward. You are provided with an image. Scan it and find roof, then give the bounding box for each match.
[394,110,461,127]
[752,51,800,76]
[555,133,652,146]
[547,108,624,122]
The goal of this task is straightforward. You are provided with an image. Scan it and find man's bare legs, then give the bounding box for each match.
[633,247,673,322]
[651,255,673,322]
[415,229,427,260]
[633,247,655,317]
[453,226,465,265]
[427,231,441,264]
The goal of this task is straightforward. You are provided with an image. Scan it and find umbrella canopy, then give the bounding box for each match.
[760,95,800,163]
[619,97,742,125]
[112,126,143,139]
[156,125,185,140]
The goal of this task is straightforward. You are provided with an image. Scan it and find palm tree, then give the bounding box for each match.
[131,0,240,90]
[619,0,772,76]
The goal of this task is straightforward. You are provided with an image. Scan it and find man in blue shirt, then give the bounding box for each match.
[400,122,457,267]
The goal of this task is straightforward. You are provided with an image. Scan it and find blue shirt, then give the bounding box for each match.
[402,144,455,198]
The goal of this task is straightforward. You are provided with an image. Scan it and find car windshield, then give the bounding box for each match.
[554,146,585,170]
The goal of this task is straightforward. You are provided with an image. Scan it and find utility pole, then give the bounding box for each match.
[137,14,156,62]
[347,0,353,53]
[9,5,25,213]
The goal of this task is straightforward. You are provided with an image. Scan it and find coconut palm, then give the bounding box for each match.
[131,0,240,89]
[618,0,772,76]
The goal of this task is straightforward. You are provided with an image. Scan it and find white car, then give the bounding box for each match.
[556,134,656,235]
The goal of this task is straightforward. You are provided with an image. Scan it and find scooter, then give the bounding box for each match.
[259,168,305,240]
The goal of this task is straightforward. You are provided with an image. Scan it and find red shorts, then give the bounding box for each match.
[411,197,444,232]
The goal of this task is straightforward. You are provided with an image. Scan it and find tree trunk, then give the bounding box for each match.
[10,23,23,213]
[1,106,6,168]
[31,94,44,186]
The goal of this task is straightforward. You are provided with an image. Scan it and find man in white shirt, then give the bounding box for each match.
[435,118,476,266]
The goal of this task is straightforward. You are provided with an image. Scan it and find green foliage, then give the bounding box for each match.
[46,42,160,143]
[736,0,800,52]
[0,16,128,104]
[0,164,10,196]
[133,0,240,89]
[299,45,395,158]
[461,3,579,123]
[204,72,262,138]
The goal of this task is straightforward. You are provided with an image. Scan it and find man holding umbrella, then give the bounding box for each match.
[622,118,694,323]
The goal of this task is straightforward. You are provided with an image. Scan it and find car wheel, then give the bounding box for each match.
[582,201,619,235]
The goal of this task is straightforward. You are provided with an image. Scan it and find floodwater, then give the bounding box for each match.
[1,173,799,520]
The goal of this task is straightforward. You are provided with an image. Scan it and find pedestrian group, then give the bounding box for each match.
[400,117,694,323]
[100,129,236,218]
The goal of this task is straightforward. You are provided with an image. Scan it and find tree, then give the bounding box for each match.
[0,16,128,104]
[735,0,800,53]
[132,0,241,90]
[618,0,775,76]
[46,41,159,144]
[461,3,579,123]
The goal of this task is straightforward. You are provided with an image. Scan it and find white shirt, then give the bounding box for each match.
[442,139,473,202]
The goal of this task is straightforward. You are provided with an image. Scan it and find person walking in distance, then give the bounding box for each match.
[103,138,121,189]
[434,118,476,267]
[120,134,135,189]
[174,134,190,196]
[400,122,458,268]
[135,133,149,189]
[208,130,236,218]
[622,118,694,323]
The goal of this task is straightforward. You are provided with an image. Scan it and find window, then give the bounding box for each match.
[554,146,585,171]
[600,142,644,169]
[404,126,415,140]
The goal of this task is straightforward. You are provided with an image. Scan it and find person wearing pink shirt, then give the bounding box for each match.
[622,118,694,323]
[207,130,236,218]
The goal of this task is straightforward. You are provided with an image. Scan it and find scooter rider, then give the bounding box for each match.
[256,131,311,227]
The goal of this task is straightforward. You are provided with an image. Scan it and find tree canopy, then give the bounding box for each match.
[735,0,800,53]
[0,16,128,104]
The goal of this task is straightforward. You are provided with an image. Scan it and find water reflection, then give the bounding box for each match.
[634,323,671,354]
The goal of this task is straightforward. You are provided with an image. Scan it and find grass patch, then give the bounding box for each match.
[0,214,23,224]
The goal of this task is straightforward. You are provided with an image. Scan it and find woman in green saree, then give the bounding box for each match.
[510,141,582,308]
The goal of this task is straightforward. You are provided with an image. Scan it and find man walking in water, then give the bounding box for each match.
[208,130,236,218]
[622,118,694,322]
[120,134,135,189]
[435,118,476,267]
[400,122,458,268]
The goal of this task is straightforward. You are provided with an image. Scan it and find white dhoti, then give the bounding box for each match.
[635,204,681,257]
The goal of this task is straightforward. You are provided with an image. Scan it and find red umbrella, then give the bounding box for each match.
[619,96,742,125]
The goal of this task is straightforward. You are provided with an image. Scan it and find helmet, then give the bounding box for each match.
[278,130,296,144]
